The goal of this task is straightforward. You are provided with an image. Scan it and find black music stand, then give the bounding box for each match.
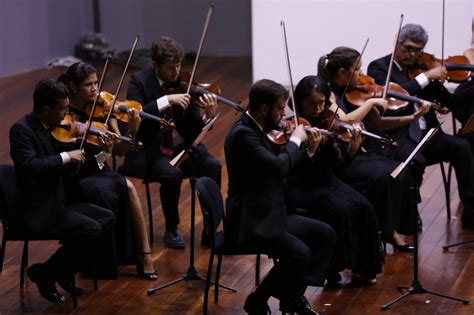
[381,128,470,310]
[147,114,234,295]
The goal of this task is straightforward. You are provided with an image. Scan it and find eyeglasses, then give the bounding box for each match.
[400,43,423,55]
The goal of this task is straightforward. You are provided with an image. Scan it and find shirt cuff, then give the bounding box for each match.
[95,151,111,170]
[416,73,430,88]
[289,136,301,147]
[60,152,70,165]
[157,96,171,112]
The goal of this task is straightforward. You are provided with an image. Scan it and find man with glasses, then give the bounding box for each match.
[366,23,474,231]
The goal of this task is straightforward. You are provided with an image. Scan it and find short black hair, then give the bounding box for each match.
[151,36,185,65]
[248,79,289,113]
[33,79,69,113]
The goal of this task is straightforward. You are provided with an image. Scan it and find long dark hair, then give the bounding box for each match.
[317,47,360,84]
[57,62,96,89]
[294,75,331,115]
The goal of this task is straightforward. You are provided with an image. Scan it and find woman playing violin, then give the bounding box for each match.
[59,62,157,280]
[121,36,221,249]
[367,24,474,230]
[318,47,421,250]
[286,75,383,285]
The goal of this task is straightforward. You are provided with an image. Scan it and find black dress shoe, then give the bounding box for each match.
[280,295,324,315]
[57,277,85,295]
[393,243,415,252]
[164,228,185,249]
[243,292,271,315]
[27,264,65,304]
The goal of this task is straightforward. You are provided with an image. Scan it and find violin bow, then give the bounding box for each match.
[185,5,214,95]
[441,0,445,64]
[382,14,404,100]
[104,33,140,125]
[280,21,299,126]
[328,38,369,128]
[79,56,111,151]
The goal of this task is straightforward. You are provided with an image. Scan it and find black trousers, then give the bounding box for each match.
[44,203,115,280]
[123,143,221,230]
[248,215,335,302]
[394,131,474,213]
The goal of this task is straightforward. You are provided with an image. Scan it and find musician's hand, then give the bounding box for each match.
[414,101,431,118]
[127,108,141,136]
[306,127,323,154]
[198,93,218,118]
[100,131,117,154]
[347,126,363,156]
[168,93,190,110]
[67,149,85,166]
[291,125,307,144]
[425,65,447,82]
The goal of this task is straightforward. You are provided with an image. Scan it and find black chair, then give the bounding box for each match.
[0,164,97,309]
[196,177,263,315]
[439,113,458,221]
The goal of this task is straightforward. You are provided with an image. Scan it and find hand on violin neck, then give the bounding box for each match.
[198,93,218,117]
[99,131,117,153]
[167,93,190,110]
[305,127,323,155]
[126,108,141,135]
[347,127,363,157]
[290,125,307,144]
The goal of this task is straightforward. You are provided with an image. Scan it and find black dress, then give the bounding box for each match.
[67,108,137,278]
[286,137,383,278]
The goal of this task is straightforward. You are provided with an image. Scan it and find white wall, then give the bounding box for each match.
[252,0,473,85]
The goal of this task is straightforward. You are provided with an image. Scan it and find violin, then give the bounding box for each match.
[51,114,142,150]
[84,91,173,127]
[314,109,398,149]
[347,74,449,114]
[161,71,244,112]
[408,52,474,83]
[266,117,338,145]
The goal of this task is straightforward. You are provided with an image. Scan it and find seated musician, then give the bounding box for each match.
[225,79,336,314]
[286,75,383,285]
[367,23,474,230]
[121,36,221,249]
[9,79,116,303]
[317,46,424,249]
[59,62,157,280]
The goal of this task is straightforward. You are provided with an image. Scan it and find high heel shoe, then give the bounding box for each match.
[382,236,414,253]
[136,252,158,280]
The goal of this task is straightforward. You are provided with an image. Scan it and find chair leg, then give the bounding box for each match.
[71,275,78,309]
[20,241,28,289]
[0,235,6,272]
[215,254,223,304]
[440,163,451,221]
[92,255,98,292]
[204,251,215,315]
[145,181,154,243]
[255,254,261,286]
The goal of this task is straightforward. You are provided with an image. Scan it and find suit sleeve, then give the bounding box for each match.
[10,123,63,177]
[367,59,423,95]
[127,73,161,116]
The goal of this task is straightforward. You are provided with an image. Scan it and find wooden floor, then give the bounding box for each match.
[1,57,474,315]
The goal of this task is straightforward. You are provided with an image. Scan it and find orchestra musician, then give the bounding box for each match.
[367,23,474,230]
[59,62,157,280]
[318,46,422,250]
[286,75,383,285]
[225,79,336,315]
[121,36,221,249]
[9,79,116,303]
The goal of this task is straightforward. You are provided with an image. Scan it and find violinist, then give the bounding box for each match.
[9,79,116,303]
[318,47,420,251]
[225,79,335,314]
[59,62,157,280]
[121,36,221,249]
[367,23,474,230]
[286,75,383,285]
[453,48,474,126]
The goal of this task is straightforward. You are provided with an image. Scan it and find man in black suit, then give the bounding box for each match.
[225,79,336,314]
[9,79,116,303]
[367,23,474,230]
[122,36,221,248]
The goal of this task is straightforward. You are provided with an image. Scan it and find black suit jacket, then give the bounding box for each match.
[224,114,304,245]
[126,67,205,151]
[9,113,98,233]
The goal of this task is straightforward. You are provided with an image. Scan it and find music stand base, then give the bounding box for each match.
[443,239,474,250]
[381,279,469,310]
[147,266,237,295]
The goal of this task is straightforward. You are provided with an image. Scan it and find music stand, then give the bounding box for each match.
[382,128,470,310]
[147,113,234,295]
[442,115,474,250]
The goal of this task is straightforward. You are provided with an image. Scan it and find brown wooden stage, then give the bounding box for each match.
[1,57,473,314]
